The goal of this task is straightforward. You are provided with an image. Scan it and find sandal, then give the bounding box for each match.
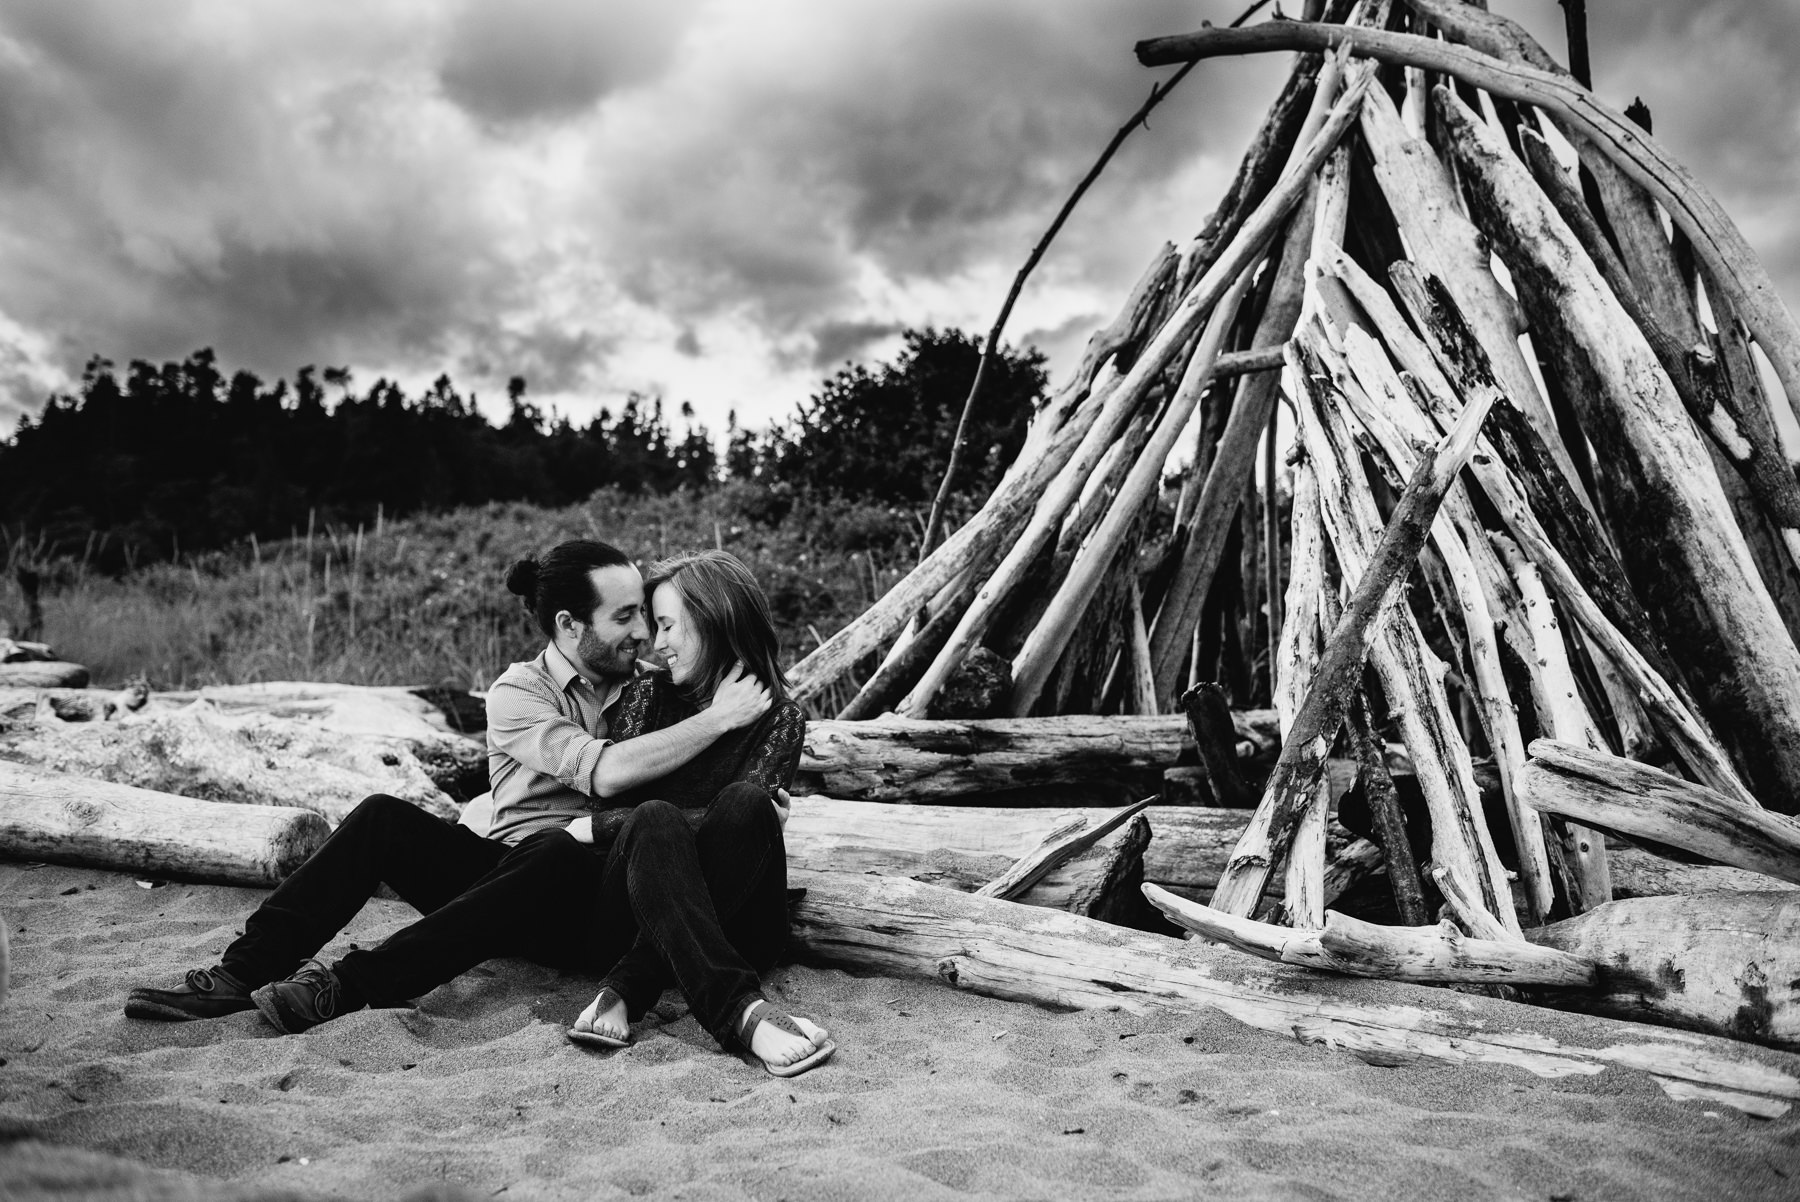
[567,986,631,1049]
[738,999,835,1078]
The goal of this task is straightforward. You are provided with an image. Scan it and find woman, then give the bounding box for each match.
[568,550,832,1077]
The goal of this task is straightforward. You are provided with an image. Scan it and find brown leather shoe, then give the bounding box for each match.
[124,967,254,1021]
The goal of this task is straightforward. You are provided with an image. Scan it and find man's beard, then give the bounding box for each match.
[574,624,635,680]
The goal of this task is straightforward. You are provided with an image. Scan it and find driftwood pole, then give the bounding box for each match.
[1439,88,1800,812]
[1133,18,1800,415]
[1206,340,1500,920]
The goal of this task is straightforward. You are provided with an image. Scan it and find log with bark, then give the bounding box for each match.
[784,796,1248,908]
[0,761,329,887]
[787,867,1800,1117]
[796,711,1277,802]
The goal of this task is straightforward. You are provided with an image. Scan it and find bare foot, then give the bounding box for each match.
[568,987,630,1048]
[739,1000,834,1076]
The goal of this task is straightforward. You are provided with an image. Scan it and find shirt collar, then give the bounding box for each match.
[542,642,630,710]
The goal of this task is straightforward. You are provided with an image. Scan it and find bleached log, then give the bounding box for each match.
[1528,891,1800,1052]
[0,698,466,824]
[0,662,88,689]
[1430,864,1515,944]
[1134,17,1800,416]
[1494,542,1611,911]
[783,796,1246,908]
[0,761,329,887]
[1608,847,1799,900]
[1386,263,1755,808]
[1520,741,1800,887]
[797,711,1278,803]
[1149,191,1315,701]
[1441,90,1800,811]
[1291,342,1518,931]
[976,797,1154,902]
[1315,306,1552,922]
[788,869,1800,1116]
[1355,80,1585,506]
[1520,128,1800,623]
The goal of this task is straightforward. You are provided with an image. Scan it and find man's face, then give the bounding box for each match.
[570,565,649,681]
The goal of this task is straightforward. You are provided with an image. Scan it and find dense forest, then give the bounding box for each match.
[0,329,1046,571]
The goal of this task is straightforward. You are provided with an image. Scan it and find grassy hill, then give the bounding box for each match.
[4,483,928,712]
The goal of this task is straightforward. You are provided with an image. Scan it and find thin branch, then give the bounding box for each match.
[917,0,1272,560]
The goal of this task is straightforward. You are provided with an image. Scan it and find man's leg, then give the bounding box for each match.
[321,826,603,1013]
[225,794,505,987]
[127,795,501,1021]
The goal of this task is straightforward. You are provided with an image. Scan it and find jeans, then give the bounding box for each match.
[596,781,790,1045]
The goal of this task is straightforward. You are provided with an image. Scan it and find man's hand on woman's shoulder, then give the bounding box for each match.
[705,662,773,734]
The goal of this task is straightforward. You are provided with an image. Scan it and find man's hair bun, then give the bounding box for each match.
[505,558,540,598]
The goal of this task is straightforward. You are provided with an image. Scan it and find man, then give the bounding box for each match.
[124,538,776,1041]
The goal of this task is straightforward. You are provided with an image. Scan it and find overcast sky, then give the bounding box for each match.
[0,0,1794,438]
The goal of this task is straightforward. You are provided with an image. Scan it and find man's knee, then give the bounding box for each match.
[336,794,421,836]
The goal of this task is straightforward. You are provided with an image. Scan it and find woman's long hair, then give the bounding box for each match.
[645,550,789,703]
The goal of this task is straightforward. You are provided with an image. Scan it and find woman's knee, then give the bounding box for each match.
[619,798,686,842]
[708,782,776,831]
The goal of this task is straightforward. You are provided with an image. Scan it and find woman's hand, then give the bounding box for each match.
[706,662,772,733]
[772,787,791,830]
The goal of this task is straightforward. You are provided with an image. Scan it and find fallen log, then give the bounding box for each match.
[0,662,88,689]
[788,867,1800,1117]
[796,711,1278,802]
[0,698,467,824]
[976,797,1153,902]
[1608,846,1799,899]
[1519,740,1800,886]
[0,761,329,887]
[1145,885,1596,987]
[1528,891,1800,1053]
[784,796,1245,907]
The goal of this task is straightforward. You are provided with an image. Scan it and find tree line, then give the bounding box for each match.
[0,330,1045,570]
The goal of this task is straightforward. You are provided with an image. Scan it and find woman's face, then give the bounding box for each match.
[651,581,705,688]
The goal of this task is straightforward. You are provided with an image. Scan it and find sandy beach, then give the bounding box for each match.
[2,859,1797,1201]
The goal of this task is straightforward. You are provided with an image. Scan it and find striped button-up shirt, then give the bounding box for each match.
[485,644,629,844]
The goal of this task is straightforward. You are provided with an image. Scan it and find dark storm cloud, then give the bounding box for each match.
[594,0,1279,330]
[438,0,699,128]
[810,320,903,368]
[0,0,554,412]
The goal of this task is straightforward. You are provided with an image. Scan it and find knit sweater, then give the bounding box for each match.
[586,673,805,846]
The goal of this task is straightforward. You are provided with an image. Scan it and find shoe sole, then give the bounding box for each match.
[566,1027,631,1050]
[763,1038,836,1079]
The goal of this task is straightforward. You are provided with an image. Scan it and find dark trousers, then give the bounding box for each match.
[596,782,790,1045]
[218,786,789,1040]
[221,794,605,1008]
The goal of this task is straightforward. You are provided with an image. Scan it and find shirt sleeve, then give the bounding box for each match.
[743,701,805,793]
[486,672,610,798]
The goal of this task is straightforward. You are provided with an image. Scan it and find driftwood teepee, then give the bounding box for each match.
[785,0,1800,1005]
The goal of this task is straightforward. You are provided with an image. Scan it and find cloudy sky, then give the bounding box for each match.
[0,0,1794,438]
